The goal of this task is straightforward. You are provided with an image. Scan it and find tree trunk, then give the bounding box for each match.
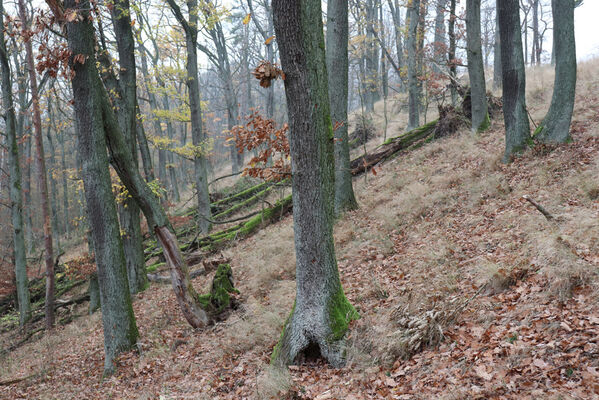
[387,0,405,91]
[365,0,379,110]
[531,0,540,65]
[17,0,55,330]
[88,272,100,314]
[58,127,70,239]
[493,10,502,89]
[466,0,489,132]
[12,52,35,253]
[327,0,358,216]
[406,0,421,130]
[111,0,148,294]
[45,101,62,251]
[136,106,156,182]
[161,92,181,203]
[272,0,358,367]
[433,0,449,74]
[534,0,576,143]
[0,0,30,326]
[448,0,458,105]
[65,0,138,375]
[498,0,530,161]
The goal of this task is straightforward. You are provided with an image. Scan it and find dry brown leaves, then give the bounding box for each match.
[230,109,290,181]
[252,60,285,88]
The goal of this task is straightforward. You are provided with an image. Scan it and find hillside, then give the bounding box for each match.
[1,59,599,399]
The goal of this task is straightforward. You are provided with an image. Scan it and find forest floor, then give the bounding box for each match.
[1,60,599,399]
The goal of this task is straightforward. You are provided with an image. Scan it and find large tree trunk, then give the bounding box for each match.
[0,0,30,326]
[406,0,421,130]
[466,0,489,132]
[65,0,138,375]
[271,0,358,367]
[534,0,576,143]
[498,0,530,161]
[327,0,358,215]
[17,0,55,330]
[110,0,148,294]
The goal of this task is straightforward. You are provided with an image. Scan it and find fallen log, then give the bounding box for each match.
[350,119,438,175]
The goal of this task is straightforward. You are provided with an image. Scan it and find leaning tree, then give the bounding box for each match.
[271,0,358,367]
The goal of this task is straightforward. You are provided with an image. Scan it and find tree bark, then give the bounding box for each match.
[327,0,358,216]
[387,0,405,90]
[45,99,62,251]
[65,0,139,375]
[493,10,502,89]
[466,0,489,132]
[433,0,449,74]
[534,0,576,143]
[58,125,70,239]
[0,0,30,326]
[448,0,458,105]
[110,0,148,295]
[406,0,421,130]
[17,0,55,330]
[498,0,530,161]
[272,0,358,367]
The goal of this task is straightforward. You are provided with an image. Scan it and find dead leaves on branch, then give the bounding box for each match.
[252,60,284,88]
[230,109,290,182]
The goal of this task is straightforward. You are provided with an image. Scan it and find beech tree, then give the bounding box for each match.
[498,0,531,161]
[534,0,576,143]
[271,0,358,367]
[327,0,358,215]
[466,0,489,132]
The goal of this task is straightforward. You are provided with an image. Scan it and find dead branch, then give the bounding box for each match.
[522,195,554,221]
